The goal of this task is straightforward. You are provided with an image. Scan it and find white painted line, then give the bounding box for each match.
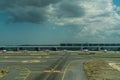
[44,70,51,73]
[54,70,61,73]
[0,60,20,62]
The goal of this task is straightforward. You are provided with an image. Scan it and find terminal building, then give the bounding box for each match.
[0,43,120,51]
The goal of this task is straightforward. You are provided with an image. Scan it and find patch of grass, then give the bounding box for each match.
[0,70,8,79]
[84,60,120,80]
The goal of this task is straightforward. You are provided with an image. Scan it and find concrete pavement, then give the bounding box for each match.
[62,60,88,80]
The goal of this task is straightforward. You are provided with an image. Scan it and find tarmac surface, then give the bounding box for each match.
[0,53,63,80]
[0,52,70,80]
[0,51,94,80]
[62,60,88,80]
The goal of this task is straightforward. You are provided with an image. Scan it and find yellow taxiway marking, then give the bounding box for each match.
[23,67,31,80]
[61,61,74,80]
[6,66,31,80]
[43,59,63,80]
[15,67,31,80]
[43,64,59,80]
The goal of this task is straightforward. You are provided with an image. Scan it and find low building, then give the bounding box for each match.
[0,43,120,51]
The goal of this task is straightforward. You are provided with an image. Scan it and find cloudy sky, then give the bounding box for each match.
[0,0,120,45]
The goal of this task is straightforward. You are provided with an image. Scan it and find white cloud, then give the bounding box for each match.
[48,0,120,42]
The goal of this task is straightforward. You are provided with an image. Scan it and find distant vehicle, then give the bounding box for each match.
[2,50,7,53]
[104,49,107,52]
[83,49,89,52]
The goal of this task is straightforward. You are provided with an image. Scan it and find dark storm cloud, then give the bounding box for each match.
[7,7,47,23]
[56,1,85,18]
[0,0,85,23]
[0,0,61,23]
[0,0,60,8]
